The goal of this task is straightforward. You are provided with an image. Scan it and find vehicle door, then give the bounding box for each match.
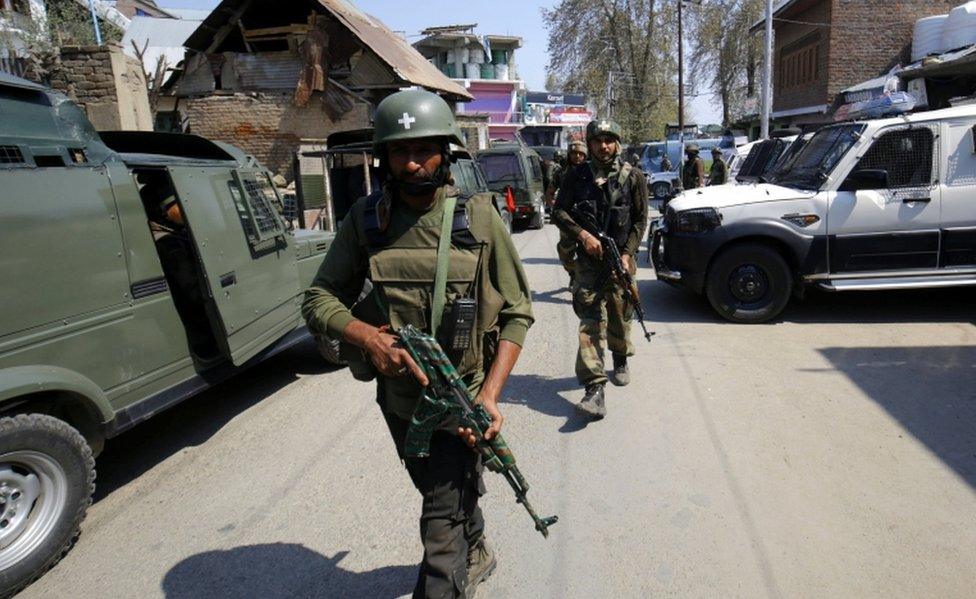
[937,119,976,267]
[168,166,302,366]
[827,124,941,272]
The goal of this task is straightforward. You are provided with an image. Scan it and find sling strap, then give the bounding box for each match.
[431,195,457,337]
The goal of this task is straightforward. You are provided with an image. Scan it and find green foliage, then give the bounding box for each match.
[686,0,764,125]
[45,0,123,47]
[542,0,679,143]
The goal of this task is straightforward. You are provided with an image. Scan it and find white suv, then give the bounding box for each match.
[650,105,976,323]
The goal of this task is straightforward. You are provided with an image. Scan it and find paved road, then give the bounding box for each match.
[21,223,976,598]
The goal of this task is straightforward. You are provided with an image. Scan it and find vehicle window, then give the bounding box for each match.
[460,160,486,193]
[231,171,287,245]
[771,124,864,190]
[471,161,489,192]
[854,128,935,188]
[449,161,472,193]
[529,155,543,182]
[477,153,523,185]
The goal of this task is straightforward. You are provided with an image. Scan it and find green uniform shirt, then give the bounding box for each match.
[302,185,534,420]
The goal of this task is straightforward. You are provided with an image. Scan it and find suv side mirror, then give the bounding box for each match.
[840,169,889,192]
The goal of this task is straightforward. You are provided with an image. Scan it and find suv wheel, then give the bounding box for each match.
[315,335,347,366]
[0,414,94,597]
[651,181,671,201]
[705,243,792,324]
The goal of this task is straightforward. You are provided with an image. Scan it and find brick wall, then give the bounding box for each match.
[183,92,370,179]
[49,43,152,131]
[828,0,958,98]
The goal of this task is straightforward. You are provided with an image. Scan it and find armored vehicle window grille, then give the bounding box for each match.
[856,127,935,189]
[0,145,25,165]
[232,171,286,243]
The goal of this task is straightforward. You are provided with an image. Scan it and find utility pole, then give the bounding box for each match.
[88,0,103,45]
[677,0,684,146]
[761,0,773,138]
[607,70,615,118]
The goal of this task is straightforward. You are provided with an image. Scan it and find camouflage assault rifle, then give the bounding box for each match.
[397,325,558,538]
[574,210,655,342]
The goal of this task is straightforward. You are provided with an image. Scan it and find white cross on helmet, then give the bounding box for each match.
[398,112,416,130]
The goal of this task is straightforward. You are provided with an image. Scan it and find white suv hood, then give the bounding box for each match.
[668,183,816,212]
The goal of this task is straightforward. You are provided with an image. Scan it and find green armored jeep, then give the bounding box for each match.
[0,73,333,594]
[476,141,546,229]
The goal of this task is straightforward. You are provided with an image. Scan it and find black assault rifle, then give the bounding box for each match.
[574,210,655,342]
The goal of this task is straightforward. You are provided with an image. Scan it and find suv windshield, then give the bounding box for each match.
[477,153,523,187]
[769,124,865,190]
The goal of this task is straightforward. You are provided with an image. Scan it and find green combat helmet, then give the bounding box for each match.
[586,118,623,141]
[373,88,464,152]
[568,140,588,156]
[685,143,700,153]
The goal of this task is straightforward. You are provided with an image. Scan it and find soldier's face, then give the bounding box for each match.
[387,139,443,184]
[568,150,586,166]
[588,135,617,163]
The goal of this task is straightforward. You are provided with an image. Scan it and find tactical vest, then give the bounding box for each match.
[570,161,634,248]
[709,159,727,185]
[683,157,703,189]
[356,187,505,383]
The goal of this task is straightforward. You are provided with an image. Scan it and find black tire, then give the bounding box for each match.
[705,243,792,324]
[0,414,94,597]
[651,181,671,201]
[315,334,347,366]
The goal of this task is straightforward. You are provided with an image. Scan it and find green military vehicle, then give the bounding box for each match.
[0,73,333,595]
[476,141,547,229]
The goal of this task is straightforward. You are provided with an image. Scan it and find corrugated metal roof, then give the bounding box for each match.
[183,0,472,101]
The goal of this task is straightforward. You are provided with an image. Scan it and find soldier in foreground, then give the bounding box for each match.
[552,119,648,419]
[554,141,589,283]
[682,143,706,190]
[302,90,534,597]
[708,146,729,186]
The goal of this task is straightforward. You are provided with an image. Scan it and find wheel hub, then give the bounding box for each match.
[0,451,68,569]
[729,265,769,303]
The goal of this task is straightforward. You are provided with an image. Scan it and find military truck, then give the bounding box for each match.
[476,141,547,229]
[0,73,333,595]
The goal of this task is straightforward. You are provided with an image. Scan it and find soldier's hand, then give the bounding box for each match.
[622,253,636,275]
[364,326,428,386]
[458,394,504,448]
[580,231,603,259]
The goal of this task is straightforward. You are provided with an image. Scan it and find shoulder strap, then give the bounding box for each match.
[431,195,458,337]
[361,190,388,250]
[617,161,633,187]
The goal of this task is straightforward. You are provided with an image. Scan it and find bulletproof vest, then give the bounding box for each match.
[571,160,634,248]
[710,159,727,184]
[358,187,505,379]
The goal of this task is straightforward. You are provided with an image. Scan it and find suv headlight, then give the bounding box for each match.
[674,208,722,233]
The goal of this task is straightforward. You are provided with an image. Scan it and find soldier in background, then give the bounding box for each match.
[682,143,706,190]
[708,146,729,186]
[554,141,589,284]
[552,119,648,420]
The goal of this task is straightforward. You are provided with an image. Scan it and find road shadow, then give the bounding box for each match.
[638,276,976,326]
[162,544,414,599]
[502,373,593,433]
[816,345,976,490]
[94,337,343,502]
[531,286,573,306]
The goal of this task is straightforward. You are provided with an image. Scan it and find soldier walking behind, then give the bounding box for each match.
[552,119,648,419]
[682,143,706,190]
[302,90,534,598]
[554,140,589,283]
[708,146,729,185]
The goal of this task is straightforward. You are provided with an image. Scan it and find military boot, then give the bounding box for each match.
[611,354,630,387]
[467,536,496,597]
[576,384,606,419]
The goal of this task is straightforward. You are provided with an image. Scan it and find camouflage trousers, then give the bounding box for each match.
[571,256,636,386]
[380,381,485,599]
[556,231,577,276]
